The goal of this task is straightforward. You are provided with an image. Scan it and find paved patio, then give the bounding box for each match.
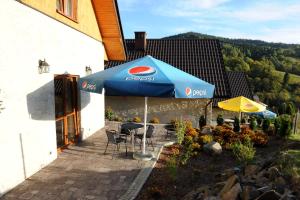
[1,122,175,200]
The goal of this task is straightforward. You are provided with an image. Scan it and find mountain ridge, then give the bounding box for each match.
[162,32,300,47]
[163,32,300,108]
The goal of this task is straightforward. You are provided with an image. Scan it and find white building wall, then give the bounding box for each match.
[0,1,105,195]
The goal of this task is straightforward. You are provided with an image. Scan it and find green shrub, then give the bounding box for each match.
[262,118,271,133]
[249,117,257,131]
[279,103,287,115]
[233,116,240,132]
[217,115,224,126]
[198,115,206,129]
[286,102,296,116]
[231,137,256,166]
[256,117,262,127]
[175,120,186,145]
[279,114,293,138]
[274,117,281,135]
[180,143,193,165]
[105,107,114,121]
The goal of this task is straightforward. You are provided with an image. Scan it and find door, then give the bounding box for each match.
[54,75,80,149]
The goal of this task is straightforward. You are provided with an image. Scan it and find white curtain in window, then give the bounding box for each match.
[66,0,73,17]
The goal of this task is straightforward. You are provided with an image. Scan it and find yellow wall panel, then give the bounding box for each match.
[21,0,102,42]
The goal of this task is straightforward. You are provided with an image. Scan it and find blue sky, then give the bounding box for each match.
[118,0,300,44]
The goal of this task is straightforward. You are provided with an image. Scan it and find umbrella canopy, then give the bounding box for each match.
[248,110,277,119]
[79,55,215,158]
[218,96,266,113]
[79,55,215,98]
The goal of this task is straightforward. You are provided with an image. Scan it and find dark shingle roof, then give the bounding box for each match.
[227,71,252,99]
[213,71,253,106]
[105,39,231,98]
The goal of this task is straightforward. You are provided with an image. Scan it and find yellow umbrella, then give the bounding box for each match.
[218,96,266,113]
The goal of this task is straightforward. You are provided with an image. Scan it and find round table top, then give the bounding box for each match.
[121,122,144,130]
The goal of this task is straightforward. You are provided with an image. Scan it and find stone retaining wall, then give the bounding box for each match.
[106,96,210,127]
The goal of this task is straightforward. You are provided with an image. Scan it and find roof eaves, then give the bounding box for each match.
[114,0,127,60]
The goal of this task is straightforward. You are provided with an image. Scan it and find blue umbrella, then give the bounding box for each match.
[79,55,214,98]
[249,110,277,119]
[79,55,215,158]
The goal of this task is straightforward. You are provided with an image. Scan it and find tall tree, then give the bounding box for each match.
[283,72,290,88]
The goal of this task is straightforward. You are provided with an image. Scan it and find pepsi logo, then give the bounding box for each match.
[82,81,88,89]
[128,66,156,76]
[185,87,192,96]
[245,103,254,108]
[82,81,96,90]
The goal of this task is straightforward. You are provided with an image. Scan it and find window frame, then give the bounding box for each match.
[56,0,78,22]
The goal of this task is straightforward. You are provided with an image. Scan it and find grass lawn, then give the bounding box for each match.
[290,132,300,141]
[274,70,300,84]
[286,149,300,174]
[287,133,300,175]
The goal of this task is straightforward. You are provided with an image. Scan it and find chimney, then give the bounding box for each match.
[134,32,147,51]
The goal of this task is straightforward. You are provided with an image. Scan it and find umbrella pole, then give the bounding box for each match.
[143,97,148,155]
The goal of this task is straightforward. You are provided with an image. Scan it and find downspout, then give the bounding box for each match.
[205,99,213,125]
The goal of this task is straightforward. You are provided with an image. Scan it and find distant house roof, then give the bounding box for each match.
[213,71,253,106]
[106,38,231,98]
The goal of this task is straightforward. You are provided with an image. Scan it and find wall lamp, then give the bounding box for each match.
[38,59,50,74]
[85,66,92,75]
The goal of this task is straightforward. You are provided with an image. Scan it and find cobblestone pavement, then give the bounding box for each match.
[1,123,175,200]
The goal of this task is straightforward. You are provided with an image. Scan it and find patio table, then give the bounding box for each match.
[121,122,143,155]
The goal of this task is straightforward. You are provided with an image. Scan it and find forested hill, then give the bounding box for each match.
[163,32,300,108]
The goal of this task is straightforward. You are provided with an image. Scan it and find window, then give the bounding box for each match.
[56,0,77,21]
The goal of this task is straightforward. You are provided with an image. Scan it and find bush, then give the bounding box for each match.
[149,117,160,124]
[213,125,240,149]
[105,107,114,121]
[180,140,193,165]
[217,115,224,126]
[231,136,256,166]
[114,116,123,122]
[251,131,269,146]
[262,118,271,133]
[279,103,287,115]
[249,117,257,131]
[279,114,293,138]
[256,117,262,127]
[240,127,269,146]
[199,115,206,129]
[175,120,186,145]
[286,102,296,116]
[199,134,213,144]
[274,117,281,135]
[132,116,142,123]
[233,116,240,132]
